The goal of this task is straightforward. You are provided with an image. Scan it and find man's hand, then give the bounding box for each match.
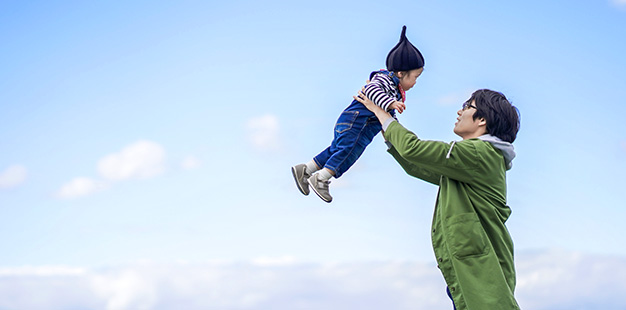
[354,90,376,111]
[389,100,406,113]
[354,90,393,126]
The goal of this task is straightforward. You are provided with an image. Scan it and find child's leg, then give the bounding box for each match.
[291,149,326,196]
[323,117,381,178]
[309,109,365,178]
[316,168,334,181]
[312,146,331,174]
[308,117,379,203]
[305,160,320,175]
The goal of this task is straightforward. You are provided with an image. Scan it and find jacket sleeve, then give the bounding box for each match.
[383,121,480,183]
[363,74,398,111]
[387,145,441,185]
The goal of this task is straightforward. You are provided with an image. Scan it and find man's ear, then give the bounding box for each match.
[478,117,487,127]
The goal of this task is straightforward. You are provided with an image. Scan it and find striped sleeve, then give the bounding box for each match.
[363,73,397,111]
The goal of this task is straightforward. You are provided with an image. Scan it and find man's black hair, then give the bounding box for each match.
[469,89,520,143]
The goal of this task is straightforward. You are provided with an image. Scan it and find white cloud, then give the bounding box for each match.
[515,249,626,309]
[251,255,297,267]
[56,140,166,199]
[57,177,107,199]
[246,114,281,151]
[181,155,201,170]
[97,140,166,181]
[0,164,27,189]
[0,251,624,310]
[0,260,446,310]
[92,269,157,310]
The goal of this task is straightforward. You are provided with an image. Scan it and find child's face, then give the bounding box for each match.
[398,67,424,91]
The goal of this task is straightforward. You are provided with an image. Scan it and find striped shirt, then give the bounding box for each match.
[363,72,402,112]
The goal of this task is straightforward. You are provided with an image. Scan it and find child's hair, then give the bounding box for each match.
[394,70,419,78]
[469,89,520,143]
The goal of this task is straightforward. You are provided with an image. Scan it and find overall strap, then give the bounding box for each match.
[370,69,405,102]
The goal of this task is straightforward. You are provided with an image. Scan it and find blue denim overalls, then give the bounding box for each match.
[313,70,401,178]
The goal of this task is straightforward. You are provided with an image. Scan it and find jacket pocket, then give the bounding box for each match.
[446,212,489,259]
[335,111,359,134]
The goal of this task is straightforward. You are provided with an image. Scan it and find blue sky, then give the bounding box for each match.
[1,0,626,309]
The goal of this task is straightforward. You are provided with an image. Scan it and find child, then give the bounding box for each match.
[291,26,424,203]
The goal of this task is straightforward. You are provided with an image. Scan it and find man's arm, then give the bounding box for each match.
[354,91,481,183]
[354,91,441,184]
[383,121,480,184]
[387,144,441,185]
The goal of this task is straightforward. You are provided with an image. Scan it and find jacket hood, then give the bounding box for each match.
[478,134,516,170]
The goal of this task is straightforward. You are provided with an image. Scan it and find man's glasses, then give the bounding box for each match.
[462,101,477,111]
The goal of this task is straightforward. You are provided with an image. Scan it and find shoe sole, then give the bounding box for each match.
[309,177,332,203]
[291,166,309,196]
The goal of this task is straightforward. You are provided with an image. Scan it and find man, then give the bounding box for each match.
[355,89,521,309]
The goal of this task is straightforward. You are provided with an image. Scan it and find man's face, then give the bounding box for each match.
[454,100,485,139]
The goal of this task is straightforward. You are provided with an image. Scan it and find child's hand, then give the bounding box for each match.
[390,100,406,113]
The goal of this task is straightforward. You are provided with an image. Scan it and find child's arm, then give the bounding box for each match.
[363,74,404,112]
[389,100,406,114]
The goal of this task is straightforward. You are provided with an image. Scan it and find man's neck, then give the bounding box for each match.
[461,129,488,140]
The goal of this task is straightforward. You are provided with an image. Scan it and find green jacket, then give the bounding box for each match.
[384,121,520,310]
